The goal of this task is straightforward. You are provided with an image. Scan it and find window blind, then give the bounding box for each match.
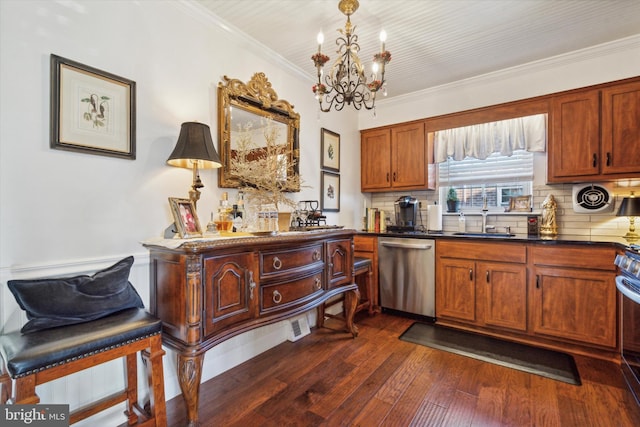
[438,150,533,186]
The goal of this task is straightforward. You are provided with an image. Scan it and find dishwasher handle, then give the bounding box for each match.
[381,242,433,250]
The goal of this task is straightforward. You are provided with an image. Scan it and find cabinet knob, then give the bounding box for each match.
[272,256,282,270]
[313,250,321,261]
[272,290,282,304]
[315,277,322,290]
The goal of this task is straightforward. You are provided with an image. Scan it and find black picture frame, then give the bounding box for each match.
[321,171,340,212]
[320,128,340,172]
[50,54,136,160]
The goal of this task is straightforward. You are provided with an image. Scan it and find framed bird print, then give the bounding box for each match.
[320,128,340,172]
[50,54,136,160]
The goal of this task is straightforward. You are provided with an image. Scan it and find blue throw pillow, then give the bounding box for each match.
[8,256,144,334]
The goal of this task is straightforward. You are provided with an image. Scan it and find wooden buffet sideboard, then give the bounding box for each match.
[143,229,359,427]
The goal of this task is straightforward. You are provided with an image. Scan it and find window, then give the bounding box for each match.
[439,150,533,211]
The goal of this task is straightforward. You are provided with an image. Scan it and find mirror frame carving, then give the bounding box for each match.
[217,72,300,189]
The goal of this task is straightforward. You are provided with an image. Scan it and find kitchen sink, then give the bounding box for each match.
[453,232,515,238]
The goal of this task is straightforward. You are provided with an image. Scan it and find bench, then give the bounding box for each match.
[0,308,167,426]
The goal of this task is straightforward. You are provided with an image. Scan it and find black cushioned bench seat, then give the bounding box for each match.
[0,308,162,378]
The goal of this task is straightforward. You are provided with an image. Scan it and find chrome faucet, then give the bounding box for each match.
[481,191,489,233]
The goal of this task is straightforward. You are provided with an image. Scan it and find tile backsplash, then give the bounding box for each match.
[368,182,639,238]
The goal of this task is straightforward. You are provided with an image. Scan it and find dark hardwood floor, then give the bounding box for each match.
[165,312,640,426]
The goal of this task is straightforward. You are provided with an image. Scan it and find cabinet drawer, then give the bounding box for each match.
[530,245,616,271]
[260,271,324,313]
[260,244,324,278]
[438,240,526,263]
[354,235,377,252]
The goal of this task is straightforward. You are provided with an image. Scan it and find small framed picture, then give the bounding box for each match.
[321,171,340,212]
[50,54,136,160]
[509,195,532,212]
[320,128,340,172]
[169,198,202,238]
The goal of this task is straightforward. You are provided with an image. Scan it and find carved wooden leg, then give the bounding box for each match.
[343,288,360,338]
[178,353,204,427]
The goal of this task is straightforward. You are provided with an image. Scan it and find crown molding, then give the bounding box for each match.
[174,0,311,82]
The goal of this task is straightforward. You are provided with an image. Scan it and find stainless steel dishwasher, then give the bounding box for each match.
[378,237,435,319]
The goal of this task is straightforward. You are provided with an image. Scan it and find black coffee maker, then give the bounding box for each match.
[393,196,419,231]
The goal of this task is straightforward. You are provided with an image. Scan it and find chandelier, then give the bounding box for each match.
[311,0,391,112]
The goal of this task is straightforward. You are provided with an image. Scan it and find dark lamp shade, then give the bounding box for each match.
[617,196,640,217]
[167,122,222,169]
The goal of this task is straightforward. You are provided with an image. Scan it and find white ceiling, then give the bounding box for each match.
[194,0,640,100]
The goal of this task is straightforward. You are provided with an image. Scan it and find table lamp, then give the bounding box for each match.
[617,191,640,243]
[167,122,222,208]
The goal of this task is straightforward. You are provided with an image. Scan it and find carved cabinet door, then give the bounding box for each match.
[203,252,258,337]
[326,238,353,289]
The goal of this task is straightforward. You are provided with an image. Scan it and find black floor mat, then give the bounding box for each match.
[400,322,581,385]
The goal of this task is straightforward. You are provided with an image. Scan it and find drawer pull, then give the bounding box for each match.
[592,153,597,168]
[469,268,473,281]
[313,250,321,261]
[315,277,322,290]
[486,270,490,283]
[272,290,282,304]
[249,271,256,300]
[272,256,282,270]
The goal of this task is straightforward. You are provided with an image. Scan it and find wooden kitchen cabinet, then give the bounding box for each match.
[436,241,527,333]
[529,245,618,349]
[548,80,640,182]
[361,121,434,192]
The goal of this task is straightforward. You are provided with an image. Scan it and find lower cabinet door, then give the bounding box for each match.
[479,262,527,332]
[436,258,476,322]
[203,252,258,337]
[531,266,617,348]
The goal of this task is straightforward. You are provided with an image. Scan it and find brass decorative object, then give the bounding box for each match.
[217,72,300,189]
[540,194,558,238]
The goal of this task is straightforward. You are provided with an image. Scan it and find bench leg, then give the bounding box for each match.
[143,335,167,427]
[124,353,139,425]
[0,357,11,404]
[13,375,39,404]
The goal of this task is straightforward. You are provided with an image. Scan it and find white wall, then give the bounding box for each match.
[0,1,360,425]
[1,0,638,424]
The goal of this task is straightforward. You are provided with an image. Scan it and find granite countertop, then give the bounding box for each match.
[359,230,633,249]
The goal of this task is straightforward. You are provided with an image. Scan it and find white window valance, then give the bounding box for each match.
[434,113,547,163]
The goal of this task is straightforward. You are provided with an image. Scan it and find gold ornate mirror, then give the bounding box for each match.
[217,72,300,189]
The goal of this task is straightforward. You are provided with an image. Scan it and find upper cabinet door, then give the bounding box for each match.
[361,128,392,191]
[601,81,640,176]
[391,122,429,189]
[549,89,601,180]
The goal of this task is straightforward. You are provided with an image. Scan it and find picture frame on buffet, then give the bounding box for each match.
[169,197,202,238]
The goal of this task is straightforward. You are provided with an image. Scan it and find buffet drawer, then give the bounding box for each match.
[260,244,324,277]
[260,271,324,313]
